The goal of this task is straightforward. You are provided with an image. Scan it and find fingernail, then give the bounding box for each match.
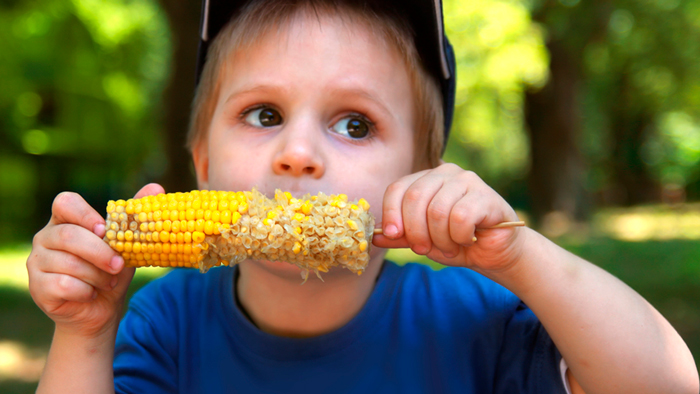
[443,251,456,258]
[385,224,398,238]
[110,275,118,289]
[94,223,105,237]
[110,256,124,273]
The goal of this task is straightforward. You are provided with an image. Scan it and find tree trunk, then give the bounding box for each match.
[157,0,200,192]
[608,73,660,205]
[525,40,588,222]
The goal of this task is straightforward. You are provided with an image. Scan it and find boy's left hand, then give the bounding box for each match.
[373,163,526,272]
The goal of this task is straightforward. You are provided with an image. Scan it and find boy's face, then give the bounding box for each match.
[193,13,415,276]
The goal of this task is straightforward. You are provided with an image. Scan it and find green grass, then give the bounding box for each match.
[1,216,699,391]
[562,237,700,356]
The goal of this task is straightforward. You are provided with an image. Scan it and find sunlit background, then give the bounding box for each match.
[2,0,700,391]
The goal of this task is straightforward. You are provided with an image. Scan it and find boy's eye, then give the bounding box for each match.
[244,107,282,127]
[331,116,371,139]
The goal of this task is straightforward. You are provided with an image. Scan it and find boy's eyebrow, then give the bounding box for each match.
[223,85,394,118]
[327,87,393,118]
[223,85,291,105]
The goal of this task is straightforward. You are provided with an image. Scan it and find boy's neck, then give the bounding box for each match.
[235,255,385,338]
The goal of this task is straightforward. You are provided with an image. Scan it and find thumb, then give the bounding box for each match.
[133,183,166,199]
[112,266,135,296]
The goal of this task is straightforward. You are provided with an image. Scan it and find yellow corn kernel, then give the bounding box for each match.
[359,240,368,252]
[192,231,206,243]
[231,212,242,224]
[358,198,370,211]
[301,201,313,214]
[221,210,232,224]
[204,220,214,235]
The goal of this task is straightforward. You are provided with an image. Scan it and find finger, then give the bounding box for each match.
[44,223,124,275]
[381,171,427,239]
[40,272,96,304]
[427,184,464,258]
[449,190,495,245]
[134,183,166,199]
[38,249,115,292]
[401,172,444,255]
[371,234,410,249]
[50,192,106,237]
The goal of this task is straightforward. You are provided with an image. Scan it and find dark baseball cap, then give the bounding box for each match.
[195,0,457,147]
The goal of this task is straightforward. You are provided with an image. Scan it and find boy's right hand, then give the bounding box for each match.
[27,183,165,338]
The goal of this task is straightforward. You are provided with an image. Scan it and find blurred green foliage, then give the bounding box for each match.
[560,0,700,199]
[442,0,700,207]
[442,0,548,191]
[0,0,171,242]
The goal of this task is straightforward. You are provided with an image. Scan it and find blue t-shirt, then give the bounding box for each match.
[114,262,567,393]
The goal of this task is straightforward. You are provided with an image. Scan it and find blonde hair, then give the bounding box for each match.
[187,0,444,170]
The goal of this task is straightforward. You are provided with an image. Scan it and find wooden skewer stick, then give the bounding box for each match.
[372,221,525,235]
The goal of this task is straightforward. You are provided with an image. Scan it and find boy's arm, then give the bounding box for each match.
[29,184,164,393]
[488,228,697,394]
[38,325,118,394]
[375,163,699,394]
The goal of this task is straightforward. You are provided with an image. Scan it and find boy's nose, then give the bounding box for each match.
[272,131,325,178]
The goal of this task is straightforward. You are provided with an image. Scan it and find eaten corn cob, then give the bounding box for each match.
[103,189,374,278]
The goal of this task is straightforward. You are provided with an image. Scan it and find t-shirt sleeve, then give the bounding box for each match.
[493,300,568,394]
[113,290,179,393]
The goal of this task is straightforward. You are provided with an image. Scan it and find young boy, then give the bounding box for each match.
[27,0,697,393]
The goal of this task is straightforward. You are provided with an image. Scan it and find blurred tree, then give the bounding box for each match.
[442,0,549,211]
[524,0,602,221]
[0,0,171,242]
[527,0,700,214]
[155,0,198,193]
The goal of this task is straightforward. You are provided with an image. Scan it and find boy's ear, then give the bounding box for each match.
[192,141,210,190]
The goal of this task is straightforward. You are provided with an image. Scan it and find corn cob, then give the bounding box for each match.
[103,189,374,279]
